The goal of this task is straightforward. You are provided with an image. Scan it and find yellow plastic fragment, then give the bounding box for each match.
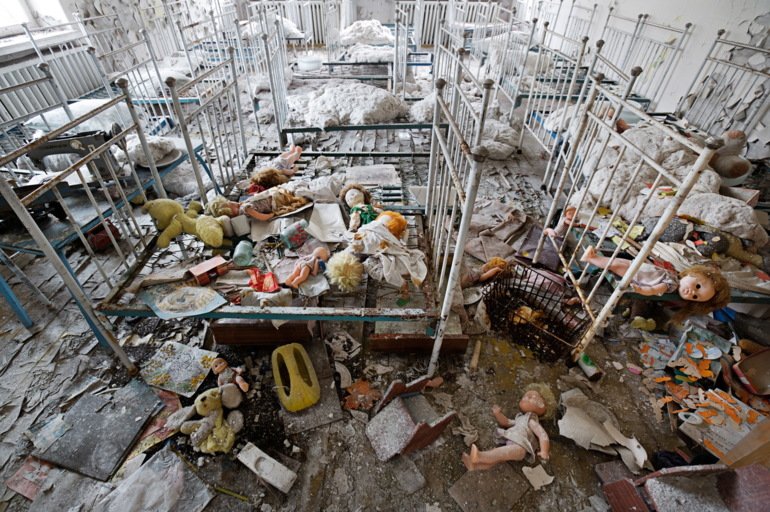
[272,343,321,412]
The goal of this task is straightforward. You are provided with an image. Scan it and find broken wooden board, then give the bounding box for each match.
[449,463,530,512]
[238,442,297,493]
[34,379,160,481]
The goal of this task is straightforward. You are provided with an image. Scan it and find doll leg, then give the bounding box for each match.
[287,265,311,288]
[462,443,527,471]
[580,246,632,277]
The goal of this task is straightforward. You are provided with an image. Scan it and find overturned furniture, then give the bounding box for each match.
[365,377,456,461]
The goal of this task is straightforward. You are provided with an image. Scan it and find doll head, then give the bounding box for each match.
[207,196,239,217]
[518,390,547,417]
[313,246,330,261]
[377,211,408,239]
[672,265,730,323]
[339,183,371,209]
[563,206,576,223]
[211,357,229,375]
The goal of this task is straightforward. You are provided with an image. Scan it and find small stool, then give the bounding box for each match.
[272,343,320,412]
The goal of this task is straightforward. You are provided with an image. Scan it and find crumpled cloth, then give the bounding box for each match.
[353,221,427,288]
[462,200,528,262]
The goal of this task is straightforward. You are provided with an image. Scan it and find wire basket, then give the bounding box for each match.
[482,261,590,362]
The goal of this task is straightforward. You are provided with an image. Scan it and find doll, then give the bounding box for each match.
[544,205,576,239]
[258,145,303,177]
[462,390,550,471]
[285,247,330,288]
[452,257,509,326]
[581,245,730,322]
[212,357,249,393]
[326,250,365,292]
[207,190,310,222]
[339,183,381,232]
[709,130,751,180]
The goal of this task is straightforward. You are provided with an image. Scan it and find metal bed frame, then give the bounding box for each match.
[534,72,725,357]
[563,1,597,47]
[675,29,770,137]
[597,8,692,110]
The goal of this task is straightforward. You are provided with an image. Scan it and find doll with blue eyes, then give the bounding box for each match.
[581,246,731,322]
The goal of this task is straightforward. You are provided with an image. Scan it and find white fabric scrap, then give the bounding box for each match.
[353,221,428,288]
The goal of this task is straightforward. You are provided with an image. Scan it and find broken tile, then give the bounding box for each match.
[522,464,554,490]
[238,443,297,494]
[390,455,426,494]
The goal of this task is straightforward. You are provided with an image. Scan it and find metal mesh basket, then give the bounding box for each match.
[482,262,590,362]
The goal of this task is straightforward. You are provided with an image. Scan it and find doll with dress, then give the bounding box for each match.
[339,183,381,232]
[206,189,310,222]
[581,245,731,322]
[462,390,551,471]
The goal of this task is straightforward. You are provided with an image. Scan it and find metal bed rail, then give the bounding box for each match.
[563,1,597,46]
[262,13,292,148]
[324,0,343,63]
[534,72,723,356]
[516,24,589,157]
[20,20,105,101]
[676,29,770,138]
[166,49,248,204]
[393,4,411,99]
[0,82,171,373]
[0,63,74,157]
[598,8,692,109]
[425,47,494,375]
[259,0,328,46]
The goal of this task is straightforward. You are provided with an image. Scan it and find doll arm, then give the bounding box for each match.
[630,282,669,296]
[491,405,514,428]
[479,267,504,282]
[529,417,550,460]
[349,210,362,232]
[243,205,275,222]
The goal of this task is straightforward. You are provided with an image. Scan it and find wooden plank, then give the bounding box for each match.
[720,418,770,469]
[368,334,468,353]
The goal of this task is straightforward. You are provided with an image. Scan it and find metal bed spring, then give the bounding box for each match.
[424,46,495,375]
[0,63,74,157]
[165,49,249,204]
[533,72,724,357]
[675,29,770,138]
[598,8,692,110]
[0,81,170,374]
[516,24,589,157]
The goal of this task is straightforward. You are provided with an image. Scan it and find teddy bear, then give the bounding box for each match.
[143,198,228,248]
[179,387,244,454]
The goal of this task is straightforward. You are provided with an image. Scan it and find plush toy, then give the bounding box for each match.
[710,130,751,180]
[143,199,226,248]
[285,247,330,288]
[212,357,249,410]
[179,387,244,454]
[326,250,365,292]
[581,246,730,323]
[339,183,380,232]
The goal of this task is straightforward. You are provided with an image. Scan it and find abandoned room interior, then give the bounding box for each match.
[0,0,768,510]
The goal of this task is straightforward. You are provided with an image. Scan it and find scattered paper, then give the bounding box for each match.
[140,342,218,397]
[6,456,54,501]
[306,203,346,242]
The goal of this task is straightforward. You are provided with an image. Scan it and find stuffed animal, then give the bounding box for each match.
[143,198,226,248]
[179,387,244,454]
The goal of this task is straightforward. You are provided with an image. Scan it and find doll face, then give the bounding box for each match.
[212,359,228,374]
[519,390,546,416]
[678,273,715,302]
[345,189,365,208]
